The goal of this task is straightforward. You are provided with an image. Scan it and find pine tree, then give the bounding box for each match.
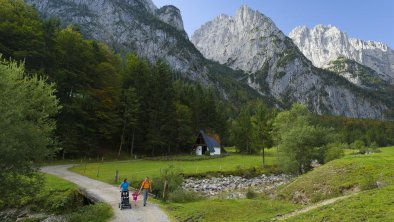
[0,0,45,71]
[118,87,139,157]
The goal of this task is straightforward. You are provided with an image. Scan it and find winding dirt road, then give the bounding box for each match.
[41,165,170,222]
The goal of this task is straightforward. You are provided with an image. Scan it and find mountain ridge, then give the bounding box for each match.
[289,25,394,82]
[26,0,209,82]
[191,6,389,119]
[26,1,392,119]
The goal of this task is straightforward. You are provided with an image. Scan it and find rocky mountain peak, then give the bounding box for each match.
[289,24,394,81]
[236,5,263,21]
[234,5,279,32]
[192,6,389,119]
[192,5,285,73]
[156,5,185,32]
[139,0,158,12]
[26,0,206,82]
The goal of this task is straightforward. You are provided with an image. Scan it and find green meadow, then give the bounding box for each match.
[70,149,278,186]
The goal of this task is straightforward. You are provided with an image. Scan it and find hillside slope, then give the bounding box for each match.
[325,57,392,90]
[286,185,394,221]
[277,147,394,204]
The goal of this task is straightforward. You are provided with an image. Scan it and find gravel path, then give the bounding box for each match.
[41,165,170,222]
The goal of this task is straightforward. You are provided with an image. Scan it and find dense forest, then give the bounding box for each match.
[0,0,393,160]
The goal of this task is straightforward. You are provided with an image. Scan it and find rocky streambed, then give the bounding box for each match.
[182,174,292,198]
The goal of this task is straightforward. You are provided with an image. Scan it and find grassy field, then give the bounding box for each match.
[161,147,394,221]
[278,146,394,203]
[70,150,278,186]
[163,196,301,222]
[287,185,394,221]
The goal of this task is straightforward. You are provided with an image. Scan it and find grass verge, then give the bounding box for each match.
[162,196,301,222]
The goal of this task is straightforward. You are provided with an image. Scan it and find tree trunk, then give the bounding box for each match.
[118,121,126,158]
[130,128,135,158]
[262,147,265,167]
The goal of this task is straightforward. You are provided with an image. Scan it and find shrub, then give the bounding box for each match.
[351,140,365,150]
[359,146,369,154]
[41,189,84,213]
[350,140,370,154]
[0,173,44,209]
[324,143,346,163]
[67,203,113,222]
[246,190,257,199]
[168,189,203,203]
[369,142,381,153]
[154,165,184,200]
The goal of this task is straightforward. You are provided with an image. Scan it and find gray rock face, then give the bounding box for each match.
[26,0,207,82]
[192,6,389,119]
[289,25,394,81]
[192,6,286,73]
[156,5,185,32]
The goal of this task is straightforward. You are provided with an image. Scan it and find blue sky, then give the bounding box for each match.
[152,0,394,48]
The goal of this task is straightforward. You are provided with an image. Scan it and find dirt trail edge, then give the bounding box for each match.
[41,165,170,222]
[273,193,359,221]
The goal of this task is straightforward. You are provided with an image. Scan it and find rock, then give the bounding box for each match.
[26,0,210,84]
[292,191,310,204]
[191,5,389,119]
[42,215,67,222]
[289,25,394,82]
[182,174,293,197]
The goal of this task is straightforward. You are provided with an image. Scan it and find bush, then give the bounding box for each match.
[350,140,370,154]
[0,173,44,209]
[154,165,184,200]
[324,143,346,163]
[351,140,365,150]
[359,146,369,154]
[168,189,203,203]
[369,142,381,153]
[67,203,113,222]
[38,189,84,213]
[246,190,257,199]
